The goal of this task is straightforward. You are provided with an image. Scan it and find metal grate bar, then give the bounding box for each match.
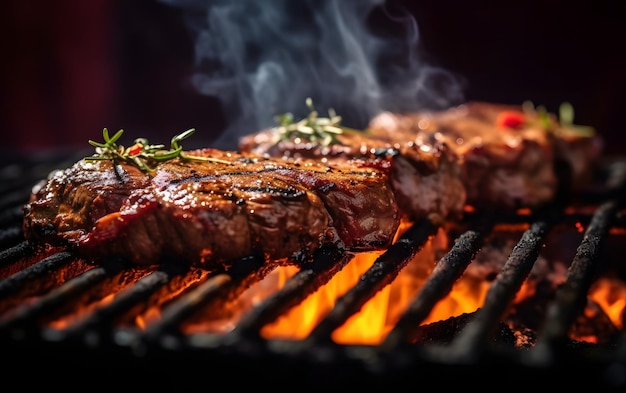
[525,159,626,366]
[0,259,125,336]
[46,265,187,344]
[530,199,624,365]
[137,273,231,349]
[227,244,353,339]
[0,227,21,250]
[0,241,35,267]
[0,251,75,301]
[306,218,439,342]
[136,255,270,349]
[444,212,558,362]
[381,222,493,350]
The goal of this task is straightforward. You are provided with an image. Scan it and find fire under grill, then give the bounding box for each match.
[1,150,626,388]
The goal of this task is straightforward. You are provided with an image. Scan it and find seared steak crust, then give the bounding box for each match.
[23,148,400,268]
[368,102,601,211]
[368,105,555,211]
[240,127,466,224]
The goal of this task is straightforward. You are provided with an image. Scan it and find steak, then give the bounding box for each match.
[240,124,466,225]
[23,148,400,269]
[368,101,603,211]
[242,101,602,214]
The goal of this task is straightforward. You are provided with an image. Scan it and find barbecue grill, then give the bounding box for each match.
[1,149,626,389]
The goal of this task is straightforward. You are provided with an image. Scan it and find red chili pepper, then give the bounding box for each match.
[127,143,143,156]
[496,111,526,129]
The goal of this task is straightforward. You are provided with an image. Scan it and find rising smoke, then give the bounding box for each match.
[161,0,466,149]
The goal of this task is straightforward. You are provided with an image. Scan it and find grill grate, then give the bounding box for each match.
[1,152,626,388]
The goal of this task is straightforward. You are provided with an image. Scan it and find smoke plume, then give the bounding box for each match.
[161,0,466,149]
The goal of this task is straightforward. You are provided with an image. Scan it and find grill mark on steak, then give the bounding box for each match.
[174,175,311,200]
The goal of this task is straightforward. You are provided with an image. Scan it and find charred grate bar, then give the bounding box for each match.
[0,251,75,307]
[137,254,275,348]
[227,245,354,338]
[306,218,439,342]
[441,211,559,362]
[0,256,123,336]
[530,198,624,365]
[381,218,494,350]
[0,154,625,388]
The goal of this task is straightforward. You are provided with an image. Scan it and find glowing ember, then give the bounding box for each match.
[48,293,117,330]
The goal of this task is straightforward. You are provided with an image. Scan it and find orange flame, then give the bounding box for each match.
[48,293,117,330]
[261,252,380,341]
[260,225,449,344]
[589,277,626,329]
[64,220,623,347]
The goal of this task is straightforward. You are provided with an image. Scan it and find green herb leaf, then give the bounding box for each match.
[85,128,231,173]
[273,97,362,146]
[522,100,595,138]
[558,102,595,137]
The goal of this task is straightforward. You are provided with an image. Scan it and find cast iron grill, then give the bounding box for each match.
[1,150,626,388]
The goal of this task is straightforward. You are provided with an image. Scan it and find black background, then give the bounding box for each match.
[2,0,624,155]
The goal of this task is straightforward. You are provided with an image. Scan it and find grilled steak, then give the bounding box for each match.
[240,125,466,225]
[23,148,400,269]
[368,101,603,211]
[242,101,601,213]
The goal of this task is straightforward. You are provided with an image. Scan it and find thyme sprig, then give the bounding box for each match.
[273,97,361,146]
[85,128,230,173]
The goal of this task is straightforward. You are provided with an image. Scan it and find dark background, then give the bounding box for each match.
[1,0,625,156]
